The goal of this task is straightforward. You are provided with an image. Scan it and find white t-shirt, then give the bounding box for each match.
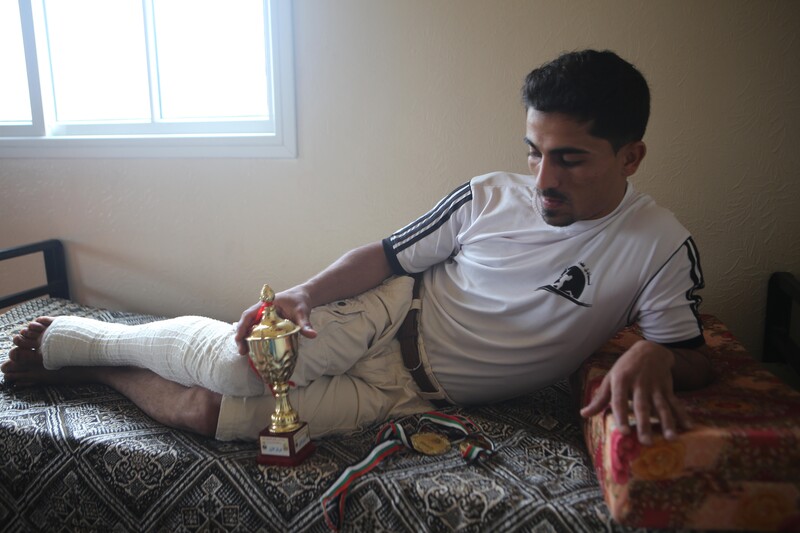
[383,172,705,405]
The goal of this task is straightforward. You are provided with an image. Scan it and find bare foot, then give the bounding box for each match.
[3,316,67,387]
[10,316,55,355]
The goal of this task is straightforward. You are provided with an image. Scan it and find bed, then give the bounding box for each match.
[1,240,798,532]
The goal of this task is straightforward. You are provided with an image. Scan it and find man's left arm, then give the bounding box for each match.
[580,339,713,445]
[581,236,712,444]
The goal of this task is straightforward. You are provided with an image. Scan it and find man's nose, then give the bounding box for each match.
[533,157,560,190]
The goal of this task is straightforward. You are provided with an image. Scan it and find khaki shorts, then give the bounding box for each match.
[216,277,432,440]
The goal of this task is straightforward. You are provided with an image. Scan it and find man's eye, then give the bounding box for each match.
[527,151,541,159]
[560,157,583,168]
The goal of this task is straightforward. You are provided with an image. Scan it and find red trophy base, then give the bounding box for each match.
[257,422,315,466]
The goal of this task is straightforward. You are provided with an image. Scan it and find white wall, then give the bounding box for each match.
[2,0,799,357]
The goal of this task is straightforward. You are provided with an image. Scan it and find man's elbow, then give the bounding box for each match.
[673,345,715,391]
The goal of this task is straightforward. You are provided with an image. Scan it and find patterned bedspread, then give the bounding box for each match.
[0,297,651,532]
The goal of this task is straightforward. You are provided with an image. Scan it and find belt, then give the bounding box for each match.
[398,277,450,408]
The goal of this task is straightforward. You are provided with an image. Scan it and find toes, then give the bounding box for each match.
[8,347,31,364]
[24,324,44,335]
[1,360,26,381]
[19,324,42,338]
[12,317,54,350]
[36,317,55,327]
[5,317,53,386]
[2,358,42,388]
[12,334,40,350]
[7,346,43,367]
[28,318,53,333]
[8,346,20,362]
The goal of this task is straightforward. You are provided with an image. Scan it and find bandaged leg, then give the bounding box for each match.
[40,315,267,397]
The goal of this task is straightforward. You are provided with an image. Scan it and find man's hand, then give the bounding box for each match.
[234,286,318,356]
[233,241,395,356]
[580,340,692,445]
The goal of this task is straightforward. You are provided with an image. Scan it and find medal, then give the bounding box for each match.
[411,432,451,455]
[324,412,494,531]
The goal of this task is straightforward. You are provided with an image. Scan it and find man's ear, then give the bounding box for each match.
[621,141,646,177]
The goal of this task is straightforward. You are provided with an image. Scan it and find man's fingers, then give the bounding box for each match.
[580,378,610,417]
[610,381,632,435]
[582,377,633,436]
[582,378,693,445]
[632,388,693,444]
[653,392,679,440]
[235,319,251,350]
[633,392,654,445]
[670,395,693,431]
[235,304,262,355]
[235,302,319,353]
[291,311,317,339]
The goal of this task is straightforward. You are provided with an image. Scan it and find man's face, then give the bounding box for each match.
[525,109,645,227]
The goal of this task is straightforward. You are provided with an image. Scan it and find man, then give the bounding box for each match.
[4,50,711,446]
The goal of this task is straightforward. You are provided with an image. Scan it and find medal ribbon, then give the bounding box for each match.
[320,412,494,530]
[320,435,406,531]
[418,411,495,463]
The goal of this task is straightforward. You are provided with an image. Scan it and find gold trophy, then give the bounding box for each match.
[246,284,315,466]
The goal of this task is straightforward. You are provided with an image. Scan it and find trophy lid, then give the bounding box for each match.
[246,284,301,341]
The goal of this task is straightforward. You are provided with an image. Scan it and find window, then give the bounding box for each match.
[0,0,296,158]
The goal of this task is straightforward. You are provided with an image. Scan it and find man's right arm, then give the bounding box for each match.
[235,241,393,354]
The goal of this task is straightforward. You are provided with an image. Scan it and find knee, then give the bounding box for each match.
[178,387,222,438]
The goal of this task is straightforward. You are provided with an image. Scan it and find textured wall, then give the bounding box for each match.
[1,0,799,357]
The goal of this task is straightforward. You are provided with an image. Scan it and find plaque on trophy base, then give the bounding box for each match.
[257,422,316,466]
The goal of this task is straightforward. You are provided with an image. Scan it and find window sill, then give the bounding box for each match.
[0,133,297,158]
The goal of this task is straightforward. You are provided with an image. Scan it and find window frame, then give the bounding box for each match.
[0,0,297,159]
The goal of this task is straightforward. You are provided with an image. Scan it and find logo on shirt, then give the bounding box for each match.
[537,263,592,307]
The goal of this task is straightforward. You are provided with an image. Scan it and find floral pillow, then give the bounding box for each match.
[577,315,800,531]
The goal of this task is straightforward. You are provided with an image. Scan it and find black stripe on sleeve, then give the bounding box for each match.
[387,182,473,254]
[382,237,409,276]
[683,236,705,334]
[627,236,707,343]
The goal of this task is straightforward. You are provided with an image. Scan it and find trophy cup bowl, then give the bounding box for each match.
[246,284,315,466]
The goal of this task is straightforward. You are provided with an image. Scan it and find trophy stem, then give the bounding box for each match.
[271,383,300,433]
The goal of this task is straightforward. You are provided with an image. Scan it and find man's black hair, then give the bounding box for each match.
[521,50,650,151]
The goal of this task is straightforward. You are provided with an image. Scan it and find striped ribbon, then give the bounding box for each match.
[320,411,494,530]
[320,439,406,530]
[419,411,482,435]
